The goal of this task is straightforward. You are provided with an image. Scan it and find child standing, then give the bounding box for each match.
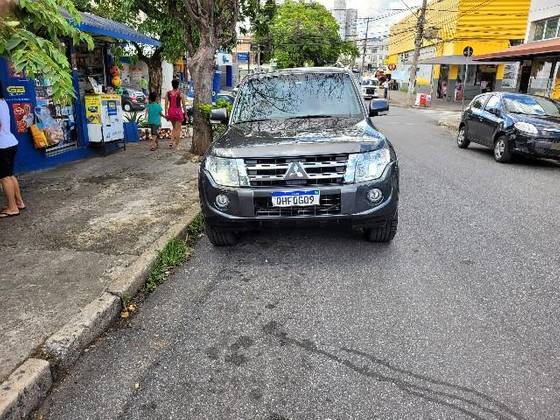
[145,92,164,151]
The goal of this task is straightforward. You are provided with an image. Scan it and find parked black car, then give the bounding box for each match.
[121,87,146,112]
[199,67,398,246]
[457,92,560,162]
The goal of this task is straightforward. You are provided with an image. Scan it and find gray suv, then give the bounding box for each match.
[199,67,399,246]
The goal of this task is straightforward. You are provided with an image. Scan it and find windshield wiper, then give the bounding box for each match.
[233,118,270,124]
[286,115,335,120]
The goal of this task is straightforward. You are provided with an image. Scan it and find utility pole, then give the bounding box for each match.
[407,0,428,106]
[257,45,261,72]
[361,17,371,77]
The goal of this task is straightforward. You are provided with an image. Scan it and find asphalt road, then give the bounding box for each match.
[38,107,560,419]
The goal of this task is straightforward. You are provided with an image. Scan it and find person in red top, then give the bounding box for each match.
[164,79,187,149]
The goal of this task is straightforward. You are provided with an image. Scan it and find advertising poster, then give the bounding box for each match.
[11,102,33,133]
[85,95,101,124]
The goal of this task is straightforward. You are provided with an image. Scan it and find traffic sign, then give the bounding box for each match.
[463,46,473,57]
[388,64,396,71]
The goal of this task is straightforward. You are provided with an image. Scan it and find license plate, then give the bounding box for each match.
[271,190,320,207]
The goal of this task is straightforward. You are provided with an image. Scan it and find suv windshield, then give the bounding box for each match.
[231,72,363,124]
[503,95,560,116]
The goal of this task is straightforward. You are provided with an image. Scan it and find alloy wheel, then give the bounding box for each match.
[494,138,505,160]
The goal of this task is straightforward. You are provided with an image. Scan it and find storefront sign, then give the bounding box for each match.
[217,53,232,66]
[7,85,26,96]
[237,52,249,63]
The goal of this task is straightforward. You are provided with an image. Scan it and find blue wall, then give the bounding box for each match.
[0,58,97,174]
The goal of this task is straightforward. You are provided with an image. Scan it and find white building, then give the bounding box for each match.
[331,0,358,40]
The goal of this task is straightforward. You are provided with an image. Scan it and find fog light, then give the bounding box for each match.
[215,194,230,208]
[367,188,383,203]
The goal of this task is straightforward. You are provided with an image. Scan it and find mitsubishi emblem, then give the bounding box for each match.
[284,162,308,180]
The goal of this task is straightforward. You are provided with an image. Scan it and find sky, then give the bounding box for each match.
[316,0,423,38]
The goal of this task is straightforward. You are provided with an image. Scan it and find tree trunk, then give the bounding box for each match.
[146,49,163,99]
[188,43,215,156]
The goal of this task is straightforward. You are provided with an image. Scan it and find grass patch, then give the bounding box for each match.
[143,213,205,294]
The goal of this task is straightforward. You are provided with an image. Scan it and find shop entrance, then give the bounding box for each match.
[437,65,449,98]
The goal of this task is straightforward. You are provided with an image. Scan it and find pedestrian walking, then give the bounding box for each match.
[164,79,187,149]
[0,82,25,218]
[145,92,165,151]
[139,76,148,95]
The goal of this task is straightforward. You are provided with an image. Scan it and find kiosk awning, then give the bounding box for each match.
[64,11,161,47]
[418,55,508,65]
[472,39,560,62]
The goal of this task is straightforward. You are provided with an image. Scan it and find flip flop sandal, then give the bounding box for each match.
[18,206,26,211]
[150,147,157,151]
[0,211,20,219]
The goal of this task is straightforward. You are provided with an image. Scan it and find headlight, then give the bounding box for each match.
[345,149,391,183]
[205,156,249,187]
[514,122,538,136]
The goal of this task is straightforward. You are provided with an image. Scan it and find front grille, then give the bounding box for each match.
[254,193,341,217]
[245,155,348,187]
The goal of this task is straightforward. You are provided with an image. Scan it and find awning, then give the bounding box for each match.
[63,11,161,47]
[418,55,508,65]
[472,39,560,62]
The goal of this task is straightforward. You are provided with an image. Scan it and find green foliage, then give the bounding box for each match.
[197,103,213,120]
[241,0,277,62]
[0,0,93,104]
[144,213,205,293]
[145,238,188,293]
[124,111,145,124]
[215,98,233,115]
[270,0,353,68]
[186,213,205,240]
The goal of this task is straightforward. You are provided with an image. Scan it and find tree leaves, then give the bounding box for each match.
[270,0,355,69]
[0,0,93,103]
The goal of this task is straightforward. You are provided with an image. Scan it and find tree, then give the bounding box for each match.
[72,0,187,99]
[241,0,277,64]
[0,0,93,103]
[167,0,240,155]
[270,0,358,68]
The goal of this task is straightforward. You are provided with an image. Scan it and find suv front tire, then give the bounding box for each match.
[364,210,398,243]
[206,225,238,246]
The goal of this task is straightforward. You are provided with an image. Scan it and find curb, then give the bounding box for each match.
[438,117,460,131]
[0,203,200,420]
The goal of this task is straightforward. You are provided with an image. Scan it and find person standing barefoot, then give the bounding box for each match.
[164,79,186,149]
[0,82,25,219]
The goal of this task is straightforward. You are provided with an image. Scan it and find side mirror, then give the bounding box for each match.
[210,108,228,124]
[369,98,389,117]
[488,108,501,116]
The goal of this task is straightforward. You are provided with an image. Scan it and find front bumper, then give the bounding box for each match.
[512,134,560,159]
[199,161,399,230]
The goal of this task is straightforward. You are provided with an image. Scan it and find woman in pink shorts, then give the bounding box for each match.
[164,79,186,149]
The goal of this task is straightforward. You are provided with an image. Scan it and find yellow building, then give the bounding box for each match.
[386,0,530,100]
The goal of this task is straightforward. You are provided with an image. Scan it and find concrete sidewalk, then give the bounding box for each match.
[386,89,464,112]
[0,140,200,385]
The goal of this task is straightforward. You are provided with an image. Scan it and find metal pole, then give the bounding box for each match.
[407,0,428,106]
[462,64,467,111]
[361,18,370,77]
[257,45,261,72]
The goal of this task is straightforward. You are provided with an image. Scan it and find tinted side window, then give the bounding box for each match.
[470,95,486,110]
[485,95,501,111]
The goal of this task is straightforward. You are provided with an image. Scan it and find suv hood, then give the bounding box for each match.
[210,117,387,158]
